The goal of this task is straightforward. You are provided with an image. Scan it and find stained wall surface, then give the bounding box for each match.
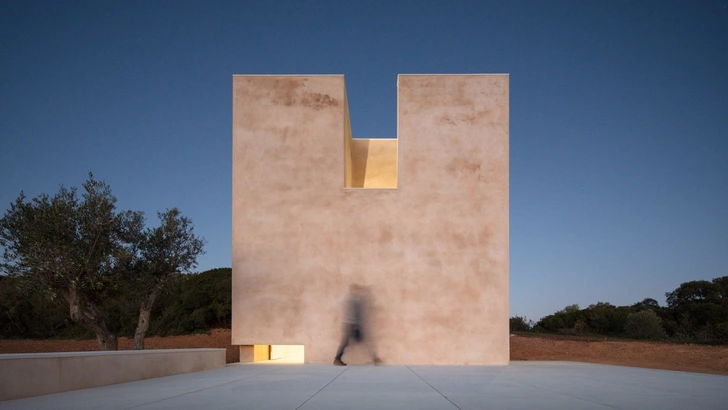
[232,74,509,365]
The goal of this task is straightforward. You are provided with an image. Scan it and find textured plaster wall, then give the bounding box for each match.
[232,74,509,365]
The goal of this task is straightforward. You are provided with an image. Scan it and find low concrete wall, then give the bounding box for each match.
[0,348,226,401]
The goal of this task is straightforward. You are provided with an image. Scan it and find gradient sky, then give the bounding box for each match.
[1,0,727,322]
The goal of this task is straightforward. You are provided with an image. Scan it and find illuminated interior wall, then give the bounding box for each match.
[232,74,509,365]
[344,89,353,188]
[349,138,397,188]
[270,345,305,363]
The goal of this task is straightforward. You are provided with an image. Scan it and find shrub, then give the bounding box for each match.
[509,316,531,332]
[149,268,232,335]
[624,310,667,340]
[536,314,567,332]
[573,320,588,334]
[713,322,728,344]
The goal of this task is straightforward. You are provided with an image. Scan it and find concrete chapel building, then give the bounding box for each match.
[232,74,509,365]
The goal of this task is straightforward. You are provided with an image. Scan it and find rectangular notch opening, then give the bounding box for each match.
[344,90,398,189]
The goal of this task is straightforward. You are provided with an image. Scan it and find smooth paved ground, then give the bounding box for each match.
[1,361,726,409]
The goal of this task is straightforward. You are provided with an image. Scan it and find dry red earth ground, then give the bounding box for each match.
[2,329,727,375]
[0,329,239,364]
[510,332,728,375]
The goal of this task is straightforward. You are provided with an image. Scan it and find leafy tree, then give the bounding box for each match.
[509,316,531,332]
[632,298,660,310]
[665,280,717,308]
[535,314,566,332]
[711,276,728,302]
[0,275,75,338]
[122,208,205,349]
[585,302,613,334]
[624,310,667,340]
[713,322,728,344]
[560,304,580,314]
[663,277,728,343]
[584,302,629,335]
[0,175,140,349]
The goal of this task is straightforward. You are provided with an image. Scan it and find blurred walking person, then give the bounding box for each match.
[334,284,382,366]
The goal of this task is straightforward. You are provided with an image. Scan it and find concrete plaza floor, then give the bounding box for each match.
[1,361,726,409]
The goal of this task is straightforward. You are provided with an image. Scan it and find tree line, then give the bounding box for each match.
[0,267,231,341]
[510,276,728,344]
[0,175,206,349]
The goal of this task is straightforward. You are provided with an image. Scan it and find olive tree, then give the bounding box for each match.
[122,208,205,349]
[0,175,141,350]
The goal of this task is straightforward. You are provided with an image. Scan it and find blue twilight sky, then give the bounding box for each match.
[1,0,727,322]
